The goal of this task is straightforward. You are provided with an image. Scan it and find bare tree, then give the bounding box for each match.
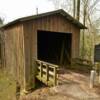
[73,0,76,17]
[76,0,81,20]
[80,0,100,61]
[48,0,73,15]
[0,17,3,26]
[48,0,100,61]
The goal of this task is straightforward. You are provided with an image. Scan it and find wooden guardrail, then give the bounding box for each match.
[35,60,59,86]
[72,58,93,67]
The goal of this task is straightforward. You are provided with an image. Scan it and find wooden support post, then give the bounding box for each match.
[98,64,100,83]
[60,41,64,65]
[54,67,57,86]
[40,62,43,80]
[46,64,49,85]
[56,69,59,85]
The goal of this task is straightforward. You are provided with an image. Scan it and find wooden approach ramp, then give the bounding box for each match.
[35,60,59,86]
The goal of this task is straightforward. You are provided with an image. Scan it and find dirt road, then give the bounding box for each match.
[20,69,100,100]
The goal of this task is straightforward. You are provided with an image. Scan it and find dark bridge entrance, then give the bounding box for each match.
[37,30,72,66]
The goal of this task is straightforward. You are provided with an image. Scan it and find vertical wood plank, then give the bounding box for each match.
[46,64,49,85]
[40,61,43,80]
[54,67,57,86]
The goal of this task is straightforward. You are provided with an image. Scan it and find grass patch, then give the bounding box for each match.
[0,70,16,100]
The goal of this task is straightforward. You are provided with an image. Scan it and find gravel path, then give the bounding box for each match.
[20,69,100,100]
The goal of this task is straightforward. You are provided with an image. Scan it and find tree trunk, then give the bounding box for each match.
[73,0,76,18]
[82,3,86,59]
[76,0,80,20]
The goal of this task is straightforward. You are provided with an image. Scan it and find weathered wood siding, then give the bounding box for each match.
[2,14,81,91]
[23,14,80,89]
[4,23,25,90]
[23,14,80,59]
[23,22,34,90]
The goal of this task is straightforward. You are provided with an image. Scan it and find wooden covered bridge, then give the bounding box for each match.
[0,9,86,92]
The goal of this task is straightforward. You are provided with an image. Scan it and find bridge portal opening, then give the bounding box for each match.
[37,30,72,66]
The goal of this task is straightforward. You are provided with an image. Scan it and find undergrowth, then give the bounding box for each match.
[0,69,16,100]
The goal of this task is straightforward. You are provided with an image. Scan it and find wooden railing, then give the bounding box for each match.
[35,60,59,86]
[72,58,93,66]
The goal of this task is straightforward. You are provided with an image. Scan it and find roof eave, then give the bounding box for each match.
[0,9,87,29]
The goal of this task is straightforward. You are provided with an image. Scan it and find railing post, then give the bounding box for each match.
[40,62,43,80]
[46,64,49,85]
[54,67,57,86]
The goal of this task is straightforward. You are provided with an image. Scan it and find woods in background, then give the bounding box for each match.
[49,0,100,62]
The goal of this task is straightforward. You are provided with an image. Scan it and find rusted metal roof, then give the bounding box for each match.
[0,9,87,29]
